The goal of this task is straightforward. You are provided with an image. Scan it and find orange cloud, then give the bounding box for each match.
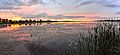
[0,11,21,19]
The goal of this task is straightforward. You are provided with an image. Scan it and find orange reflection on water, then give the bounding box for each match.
[0,22,96,31]
[0,23,47,31]
[0,24,28,31]
[0,25,19,31]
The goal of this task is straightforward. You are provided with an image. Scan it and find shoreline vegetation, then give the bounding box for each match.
[0,18,90,24]
[1,18,120,24]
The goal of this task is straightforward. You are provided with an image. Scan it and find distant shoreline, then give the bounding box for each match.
[1,20,120,24]
[0,21,90,24]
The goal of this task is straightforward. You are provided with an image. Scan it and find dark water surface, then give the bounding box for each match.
[0,22,119,55]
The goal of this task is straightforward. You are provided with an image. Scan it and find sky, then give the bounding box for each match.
[0,0,120,20]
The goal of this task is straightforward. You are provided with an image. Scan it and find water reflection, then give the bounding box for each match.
[0,22,119,55]
[0,24,7,28]
[0,22,96,31]
[0,22,50,31]
[0,22,97,55]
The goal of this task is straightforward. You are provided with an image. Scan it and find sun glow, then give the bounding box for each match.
[0,11,23,21]
[9,17,22,21]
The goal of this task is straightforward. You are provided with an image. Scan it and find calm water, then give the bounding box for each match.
[0,22,118,55]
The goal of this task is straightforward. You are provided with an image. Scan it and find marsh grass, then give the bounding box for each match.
[61,22,120,55]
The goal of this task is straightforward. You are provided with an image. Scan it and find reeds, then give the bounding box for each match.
[61,22,120,55]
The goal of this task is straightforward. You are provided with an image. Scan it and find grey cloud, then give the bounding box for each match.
[48,15,64,19]
[75,1,94,7]
[21,13,48,18]
[75,0,120,8]
[0,0,44,10]
[64,16,85,18]
[28,0,44,5]
[0,0,24,10]
[51,0,62,5]
[104,4,120,7]
[0,0,61,10]
[19,13,63,18]
[0,6,21,10]
[19,13,85,19]
[116,11,120,14]
[48,14,85,19]
[0,0,24,6]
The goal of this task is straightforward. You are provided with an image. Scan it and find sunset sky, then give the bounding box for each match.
[0,0,120,21]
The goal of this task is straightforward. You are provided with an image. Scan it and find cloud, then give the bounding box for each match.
[20,13,85,19]
[51,0,62,5]
[0,0,23,9]
[0,6,21,10]
[0,0,45,10]
[1,0,120,9]
[116,11,120,14]
[48,14,85,19]
[104,4,120,7]
[0,0,120,16]
[75,1,94,7]
[0,11,21,18]
[74,0,120,15]
[28,0,46,6]
[48,15,64,19]
[21,13,48,18]
[64,16,85,18]
[75,0,120,8]
[0,0,65,10]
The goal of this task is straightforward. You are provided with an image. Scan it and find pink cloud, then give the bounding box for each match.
[15,5,39,15]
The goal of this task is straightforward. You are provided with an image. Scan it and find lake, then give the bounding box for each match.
[0,22,119,55]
